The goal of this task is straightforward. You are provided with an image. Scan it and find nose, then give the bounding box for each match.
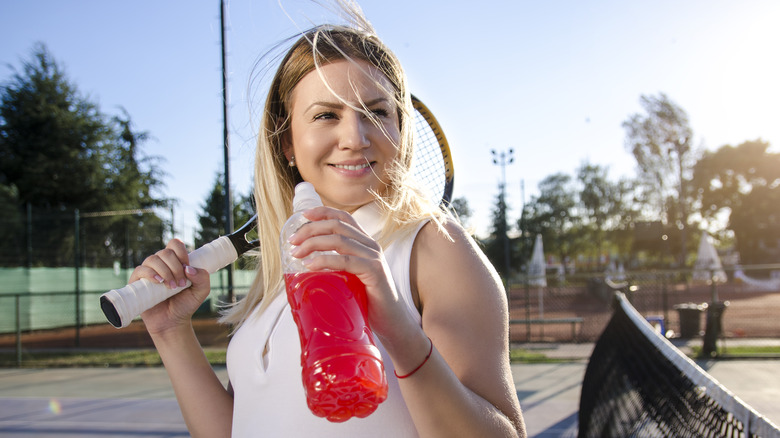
[338,111,370,150]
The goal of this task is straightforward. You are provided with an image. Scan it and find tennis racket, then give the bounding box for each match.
[411,94,454,205]
[100,94,454,328]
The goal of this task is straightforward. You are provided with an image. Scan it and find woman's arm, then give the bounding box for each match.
[132,239,233,437]
[289,209,525,437]
[388,220,526,437]
[148,320,234,437]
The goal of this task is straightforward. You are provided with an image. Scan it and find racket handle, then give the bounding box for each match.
[99,236,239,328]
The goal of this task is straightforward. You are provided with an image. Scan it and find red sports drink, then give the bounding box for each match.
[280,182,388,422]
[284,271,388,422]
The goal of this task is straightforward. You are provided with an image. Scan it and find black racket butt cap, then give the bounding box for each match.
[100,296,122,328]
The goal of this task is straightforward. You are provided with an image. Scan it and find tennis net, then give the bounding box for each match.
[579,292,780,438]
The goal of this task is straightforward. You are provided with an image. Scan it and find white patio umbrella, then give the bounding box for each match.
[527,234,547,317]
[693,231,727,284]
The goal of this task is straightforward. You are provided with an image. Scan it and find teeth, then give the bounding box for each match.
[333,163,370,170]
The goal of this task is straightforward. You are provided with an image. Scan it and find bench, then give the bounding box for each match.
[509,317,584,342]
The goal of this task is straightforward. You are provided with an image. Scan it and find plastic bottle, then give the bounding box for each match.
[281,182,388,423]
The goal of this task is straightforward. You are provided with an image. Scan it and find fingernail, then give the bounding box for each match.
[178,278,187,287]
[185,265,196,275]
[154,275,164,284]
[289,246,300,257]
[169,281,177,289]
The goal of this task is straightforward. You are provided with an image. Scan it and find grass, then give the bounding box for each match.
[7,345,776,367]
[691,344,780,358]
[3,347,566,367]
[509,348,578,363]
[0,349,227,368]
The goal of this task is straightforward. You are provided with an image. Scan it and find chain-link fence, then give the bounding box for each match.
[0,267,254,365]
[508,264,780,350]
[3,206,779,363]
[5,263,777,341]
[0,206,172,268]
[0,267,255,334]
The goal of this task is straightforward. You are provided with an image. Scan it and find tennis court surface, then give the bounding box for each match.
[0,350,778,437]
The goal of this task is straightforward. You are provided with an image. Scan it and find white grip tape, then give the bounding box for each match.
[100,236,239,328]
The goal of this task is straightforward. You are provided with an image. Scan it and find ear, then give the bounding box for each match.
[282,133,293,163]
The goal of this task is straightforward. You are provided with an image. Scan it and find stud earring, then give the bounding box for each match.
[289,155,296,167]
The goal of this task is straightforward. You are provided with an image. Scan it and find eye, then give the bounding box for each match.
[370,108,389,118]
[313,112,337,121]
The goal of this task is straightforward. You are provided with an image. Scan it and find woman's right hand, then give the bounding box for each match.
[129,238,212,336]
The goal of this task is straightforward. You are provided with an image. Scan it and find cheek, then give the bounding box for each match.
[291,129,320,159]
[383,127,402,160]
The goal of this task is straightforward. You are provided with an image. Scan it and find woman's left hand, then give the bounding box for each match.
[286,205,419,345]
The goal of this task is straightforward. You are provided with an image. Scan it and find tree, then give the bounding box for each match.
[0,43,167,267]
[93,111,168,268]
[195,172,255,268]
[1,44,109,211]
[577,162,613,267]
[522,173,582,270]
[576,162,636,269]
[482,188,514,281]
[0,184,23,265]
[692,139,780,264]
[623,93,698,266]
[448,196,472,228]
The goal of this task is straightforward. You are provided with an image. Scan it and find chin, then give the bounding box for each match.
[328,193,377,211]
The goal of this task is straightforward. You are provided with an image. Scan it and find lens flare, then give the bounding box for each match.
[48,399,62,415]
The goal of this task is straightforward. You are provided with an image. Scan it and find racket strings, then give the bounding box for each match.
[411,109,447,204]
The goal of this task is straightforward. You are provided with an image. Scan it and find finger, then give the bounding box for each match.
[301,206,358,227]
[166,239,190,265]
[184,265,210,294]
[294,231,378,261]
[291,215,376,250]
[139,247,186,290]
[128,265,166,285]
[136,253,177,288]
[156,248,188,289]
[301,251,375,273]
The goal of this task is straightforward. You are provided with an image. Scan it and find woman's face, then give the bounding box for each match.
[285,59,400,213]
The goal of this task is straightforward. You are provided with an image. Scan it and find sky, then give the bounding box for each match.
[2,0,779,244]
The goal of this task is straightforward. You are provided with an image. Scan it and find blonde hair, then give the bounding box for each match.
[221,21,450,329]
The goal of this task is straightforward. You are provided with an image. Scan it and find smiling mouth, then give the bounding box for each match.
[330,162,373,170]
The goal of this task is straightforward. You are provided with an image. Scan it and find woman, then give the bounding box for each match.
[131,19,526,438]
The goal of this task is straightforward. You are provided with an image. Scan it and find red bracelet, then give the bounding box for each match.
[394,336,433,379]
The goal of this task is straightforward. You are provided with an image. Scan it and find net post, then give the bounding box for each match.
[74,208,81,347]
[702,268,723,357]
[523,279,530,341]
[15,294,22,367]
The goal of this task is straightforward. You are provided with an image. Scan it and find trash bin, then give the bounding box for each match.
[673,302,707,339]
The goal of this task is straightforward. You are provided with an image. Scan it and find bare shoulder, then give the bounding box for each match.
[413,219,488,269]
[412,218,505,312]
[411,217,508,346]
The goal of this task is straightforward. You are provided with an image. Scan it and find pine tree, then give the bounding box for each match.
[0,44,166,267]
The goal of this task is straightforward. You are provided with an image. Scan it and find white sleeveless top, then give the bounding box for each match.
[227,203,425,437]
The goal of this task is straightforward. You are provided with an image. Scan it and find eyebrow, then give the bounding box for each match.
[305,97,390,113]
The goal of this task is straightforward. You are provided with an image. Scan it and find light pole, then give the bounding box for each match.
[220,0,234,303]
[491,148,514,288]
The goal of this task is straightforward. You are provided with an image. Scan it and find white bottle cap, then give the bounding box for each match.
[293,182,323,211]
